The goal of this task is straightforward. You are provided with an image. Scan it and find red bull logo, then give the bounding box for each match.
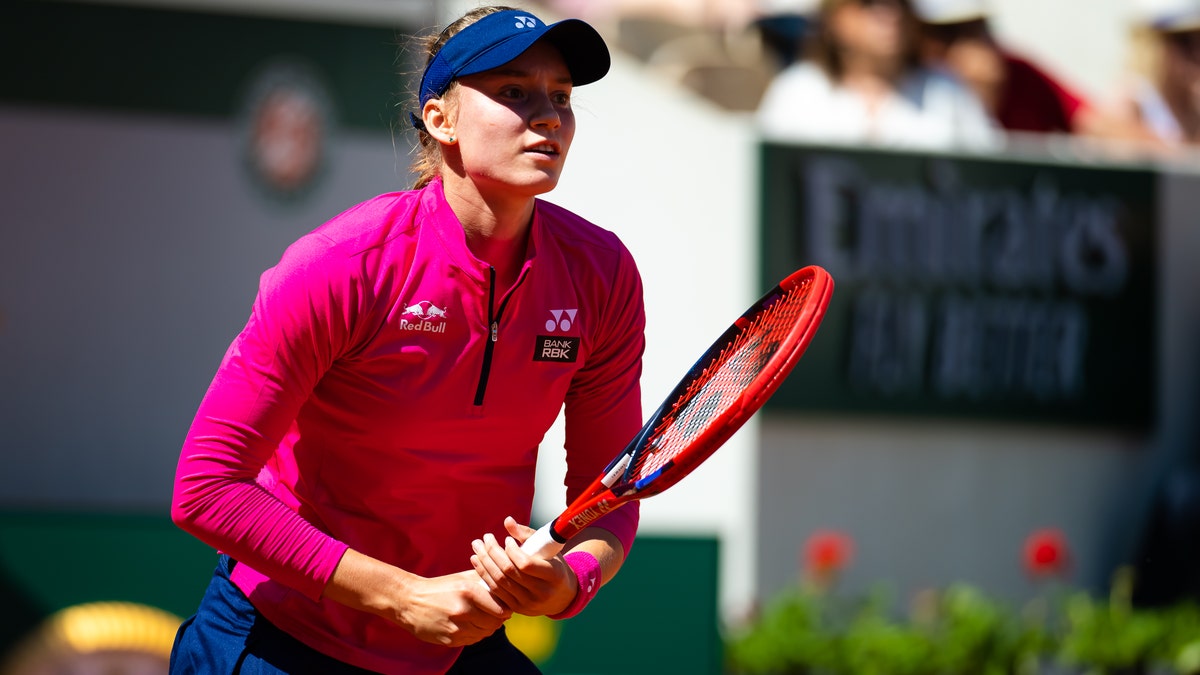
[400,300,449,333]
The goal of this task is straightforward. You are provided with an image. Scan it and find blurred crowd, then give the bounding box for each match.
[544,0,1200,159]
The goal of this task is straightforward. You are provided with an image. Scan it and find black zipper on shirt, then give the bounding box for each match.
[474,266,507,406]
[473,265,529,406]
[473,267,498,406]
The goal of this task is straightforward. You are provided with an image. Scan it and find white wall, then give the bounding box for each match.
[758,419,1146,604]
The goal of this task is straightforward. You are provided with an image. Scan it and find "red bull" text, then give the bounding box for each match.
[399,319,447,333]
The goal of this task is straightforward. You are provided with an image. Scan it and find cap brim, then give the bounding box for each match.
[542,19,611,87]
[457,18,610,87]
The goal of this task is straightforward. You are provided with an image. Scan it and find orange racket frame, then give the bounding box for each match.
[521,265,834,557]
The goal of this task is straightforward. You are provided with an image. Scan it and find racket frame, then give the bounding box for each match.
[521,265,833,558]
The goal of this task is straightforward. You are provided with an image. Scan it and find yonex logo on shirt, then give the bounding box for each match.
[545,309,577,332]
[537,308,579,362]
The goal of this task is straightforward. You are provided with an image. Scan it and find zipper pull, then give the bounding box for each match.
[490,321,498,342]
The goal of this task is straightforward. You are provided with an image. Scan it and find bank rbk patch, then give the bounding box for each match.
[533,335,580,363]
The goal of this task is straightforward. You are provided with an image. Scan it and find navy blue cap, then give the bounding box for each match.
[411,9,610,129]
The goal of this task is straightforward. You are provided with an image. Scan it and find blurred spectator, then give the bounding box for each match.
[757,0,998,149]
[913,0,1107,135]
[753,11,815,70]
[546,0,759,29]
[1105,0,1200,148]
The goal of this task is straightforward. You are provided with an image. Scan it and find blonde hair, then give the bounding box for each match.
[409,6,516,189]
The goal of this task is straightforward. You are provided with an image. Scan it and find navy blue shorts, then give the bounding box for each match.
[169,556,541,675]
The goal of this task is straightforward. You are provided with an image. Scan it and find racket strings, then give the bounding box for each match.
[630,278,815,481]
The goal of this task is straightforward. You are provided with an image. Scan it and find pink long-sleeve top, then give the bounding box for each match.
[171,178,644,674]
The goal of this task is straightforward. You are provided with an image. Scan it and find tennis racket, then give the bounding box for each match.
[520,265,834,558]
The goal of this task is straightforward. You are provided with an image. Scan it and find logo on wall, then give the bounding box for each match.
[237,58,335,202]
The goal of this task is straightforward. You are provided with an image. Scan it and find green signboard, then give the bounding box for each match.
[760,143,1157,428]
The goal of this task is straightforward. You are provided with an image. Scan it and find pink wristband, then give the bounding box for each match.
[548,551,601,620]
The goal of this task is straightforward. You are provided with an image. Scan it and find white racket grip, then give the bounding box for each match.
[520,522,565,559]
[477,521,565,589]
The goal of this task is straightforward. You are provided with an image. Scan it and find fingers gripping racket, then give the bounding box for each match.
[520,265,834,558]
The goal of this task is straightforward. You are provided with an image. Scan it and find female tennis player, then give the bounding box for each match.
[168,6,643,674]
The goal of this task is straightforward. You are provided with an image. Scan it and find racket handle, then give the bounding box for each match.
[520,521,565,559]
[477,521,566,589]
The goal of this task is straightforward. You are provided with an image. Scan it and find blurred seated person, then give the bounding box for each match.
[757,0,998,149]
[913,0,1108,135]
[1106,0,1200,148]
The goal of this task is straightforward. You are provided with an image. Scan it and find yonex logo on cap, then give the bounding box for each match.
[515,16,538,28]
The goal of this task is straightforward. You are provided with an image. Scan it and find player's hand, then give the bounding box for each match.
[470,516,577,617]
[394,569,512,647]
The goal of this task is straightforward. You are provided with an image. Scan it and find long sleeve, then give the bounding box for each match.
[561,240,646,553]
[171,232,359,601]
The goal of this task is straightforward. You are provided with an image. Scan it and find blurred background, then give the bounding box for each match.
[2,0,1199,673]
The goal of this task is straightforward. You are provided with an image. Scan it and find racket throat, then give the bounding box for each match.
[601,453,632,488]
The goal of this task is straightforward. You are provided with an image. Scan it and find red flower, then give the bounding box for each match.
[1023,528,1071,579]
[803,530,855,577]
